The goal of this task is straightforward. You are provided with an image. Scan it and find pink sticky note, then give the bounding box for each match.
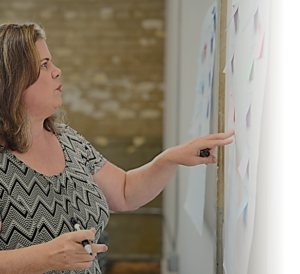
[253,22,265,59]
[228,93,235,122]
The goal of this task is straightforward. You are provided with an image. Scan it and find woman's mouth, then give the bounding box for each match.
[56,84,62,92]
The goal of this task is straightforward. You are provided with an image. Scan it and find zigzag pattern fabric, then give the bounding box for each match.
[0,124,110,274]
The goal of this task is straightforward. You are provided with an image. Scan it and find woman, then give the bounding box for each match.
[0,23,234,274]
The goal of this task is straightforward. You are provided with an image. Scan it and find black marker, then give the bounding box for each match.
[70,217,93,255]
[200,149,210,157]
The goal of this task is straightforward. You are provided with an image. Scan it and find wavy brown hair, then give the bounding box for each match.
[0,22,63,153]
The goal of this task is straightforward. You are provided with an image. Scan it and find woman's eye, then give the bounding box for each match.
[41,62,47,68]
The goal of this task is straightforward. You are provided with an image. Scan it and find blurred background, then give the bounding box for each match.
[0,0,165,273]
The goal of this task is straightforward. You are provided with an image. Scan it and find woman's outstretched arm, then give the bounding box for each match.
[93,129,235,212]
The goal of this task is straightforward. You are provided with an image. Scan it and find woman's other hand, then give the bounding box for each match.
[168,129,235,167]
[46,228,108,271]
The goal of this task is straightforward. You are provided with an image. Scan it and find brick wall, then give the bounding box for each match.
[0,0,165,166]
[0,0,164,137]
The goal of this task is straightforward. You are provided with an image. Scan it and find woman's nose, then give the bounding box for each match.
[52,66,62,78]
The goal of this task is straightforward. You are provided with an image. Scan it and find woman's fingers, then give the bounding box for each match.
[208,147,215,155]
[76,243,108,254]
[71,229,96,243]
[197,131,234,166]
[72,251,96,261]
[71,228,108,254]
[47,229,107,271]
[70,244,107,271]
[167,130,234,166]
[205,138,233,149]
[209,155,217,164]
[203,129,235,141]
[91,243,108,254]
[203,154,217,165]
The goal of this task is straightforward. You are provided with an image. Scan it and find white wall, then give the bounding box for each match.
[163,1,220,273]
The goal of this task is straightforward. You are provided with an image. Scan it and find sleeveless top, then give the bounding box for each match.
[0,124,110,274]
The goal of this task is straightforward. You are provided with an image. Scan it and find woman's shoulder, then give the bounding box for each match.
[55,123,86,142]
[56,123,78,135]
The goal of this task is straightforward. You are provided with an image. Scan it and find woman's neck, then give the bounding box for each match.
[29,119,52,148]
[30,117,47,137]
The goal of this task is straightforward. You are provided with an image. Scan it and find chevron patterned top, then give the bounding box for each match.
[0,124,110,274]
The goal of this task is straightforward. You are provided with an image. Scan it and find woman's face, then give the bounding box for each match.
[22,39,62,121]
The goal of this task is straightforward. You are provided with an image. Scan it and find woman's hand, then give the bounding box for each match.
[46,228,108,271]
[168,129,235,167]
